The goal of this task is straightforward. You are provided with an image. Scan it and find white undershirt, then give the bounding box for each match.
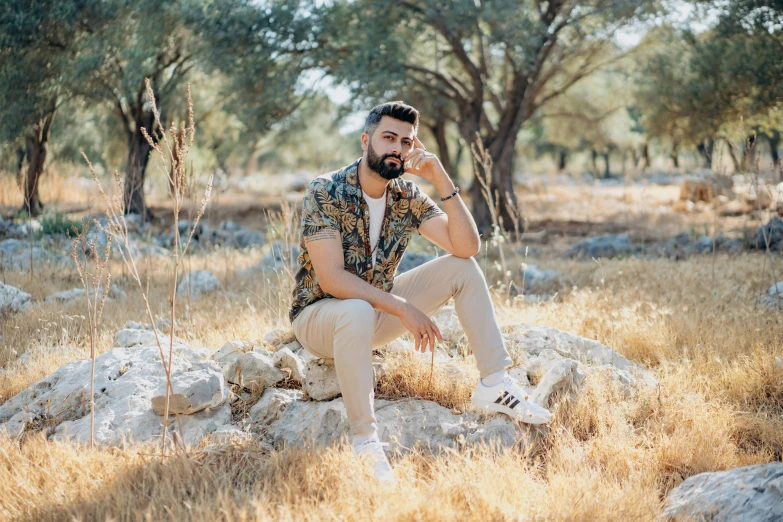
[362,189,386,268]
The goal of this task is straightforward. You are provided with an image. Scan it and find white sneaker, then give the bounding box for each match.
[472,375,552,425]
[353,438,396,483]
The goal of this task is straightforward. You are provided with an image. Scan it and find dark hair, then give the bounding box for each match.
[364,101,419,136]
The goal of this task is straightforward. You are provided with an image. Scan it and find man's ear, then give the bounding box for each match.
[360,132,369,152]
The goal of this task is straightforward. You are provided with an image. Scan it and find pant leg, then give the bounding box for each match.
[373,255,512,378]
[292,298,377,437]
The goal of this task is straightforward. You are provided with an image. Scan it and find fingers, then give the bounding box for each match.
[413,135,426,150]
[413,328,421,352]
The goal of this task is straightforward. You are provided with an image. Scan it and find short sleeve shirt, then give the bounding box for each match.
[289,158,444,323]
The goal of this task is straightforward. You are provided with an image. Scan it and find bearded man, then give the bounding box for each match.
[289,101,551,482]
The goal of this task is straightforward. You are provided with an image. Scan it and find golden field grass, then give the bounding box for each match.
[1,173,783,521]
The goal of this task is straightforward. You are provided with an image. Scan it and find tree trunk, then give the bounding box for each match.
[767,130,781,181]
[602,150,611,179]
[726,139,741,172]
[124,111,155,220]
[430,119,454,177]
[591,149,599,177]
[641,142,650,171]
[696,138,714,169]
[20,112,54,217]
[743,133,756,171]
[557,148,567,171]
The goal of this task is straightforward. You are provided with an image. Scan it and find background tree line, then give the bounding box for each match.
[1,0,781,233]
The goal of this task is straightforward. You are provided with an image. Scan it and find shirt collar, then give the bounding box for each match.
[345,158,405,199]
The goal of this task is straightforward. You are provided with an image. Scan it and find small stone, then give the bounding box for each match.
[223,351,286,389]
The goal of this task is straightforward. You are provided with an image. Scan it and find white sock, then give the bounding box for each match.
[481,369,507,387]
[353,431,379,447]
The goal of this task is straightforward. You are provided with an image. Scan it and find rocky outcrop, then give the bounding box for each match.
[0,343,231,446]
[567,233,632,258]
[0,281,32,316]
[663,463,783,522]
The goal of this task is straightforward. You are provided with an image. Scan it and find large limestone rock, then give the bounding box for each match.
[302,358,342,401]
[0,239,59,269]
[567,233,632,258]
[223,351,286,389]
[755,216,783,251]
[264,397,534,453]
[177,270,222,298]
[0,344,231,446]
[662,463,783,521]
[0,281,32,315]
[150,364,226,415]
[504,324,655,405]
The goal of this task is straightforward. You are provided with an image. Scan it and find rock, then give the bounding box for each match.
[506,324,644,375]
[759,281,783,311]
[208,426,252,444]
[263,328,296,348]
[745,184,773,209]
[45,284,127,305]
[508,367,531,388]
[504,324,656,393]
[271,347,306,383]
[432,304,466,346]
[567,233,632,258]
[113,327,186,349]
[0,239,57,268]
[150,362,226,415]
[530,359,586,407]
[302,358,342,401]
[662,463,783,522]
[177,270,222,298]
[689,235,715,254]
[208,221,265,249]
[0,282,32,315]
[223,351,286,389]
[261,241,300,272]
[265,397,534,454]
[755,217,783,251]
[396,251,436,274]
[248,388,303,426]
[211,340,255,368]
[520,264,559,289]
[0,343,231,446]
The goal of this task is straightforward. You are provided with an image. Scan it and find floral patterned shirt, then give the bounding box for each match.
[289,158,444,323]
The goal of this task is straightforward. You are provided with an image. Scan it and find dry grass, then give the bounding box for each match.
[2,175,783,520]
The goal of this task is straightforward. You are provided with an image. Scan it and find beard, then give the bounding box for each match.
[367,141,405,180]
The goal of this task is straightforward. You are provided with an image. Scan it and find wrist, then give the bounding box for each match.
[432,171,455,198]
[389,295,408,316]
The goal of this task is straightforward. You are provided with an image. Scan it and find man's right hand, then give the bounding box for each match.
[397,301,443,353]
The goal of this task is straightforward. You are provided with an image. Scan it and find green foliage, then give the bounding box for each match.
[38,213,83,237]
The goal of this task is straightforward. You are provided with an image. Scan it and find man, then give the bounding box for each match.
[290,101,551,482]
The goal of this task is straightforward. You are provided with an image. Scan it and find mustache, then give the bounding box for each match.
[383,154,403,163]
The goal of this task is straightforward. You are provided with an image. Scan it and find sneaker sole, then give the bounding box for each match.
[472,398,550,425]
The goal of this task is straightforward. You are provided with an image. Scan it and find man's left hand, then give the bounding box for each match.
[404,135,447,183]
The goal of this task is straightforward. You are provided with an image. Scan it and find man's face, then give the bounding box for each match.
[363,116,416,180]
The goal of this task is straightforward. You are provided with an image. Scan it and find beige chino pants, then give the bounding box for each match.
[291,255,512,437]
